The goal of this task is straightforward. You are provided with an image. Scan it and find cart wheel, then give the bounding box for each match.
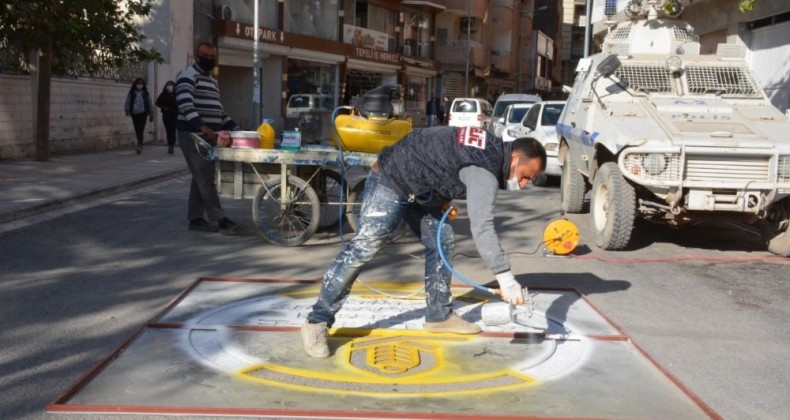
[345,179,408,243]
[252,175,320,246]
[315,169,347,231]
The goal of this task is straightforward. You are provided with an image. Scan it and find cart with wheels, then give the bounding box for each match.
[191,134,376,246]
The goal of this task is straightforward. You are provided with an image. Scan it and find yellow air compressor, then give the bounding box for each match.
[332,84,412,154]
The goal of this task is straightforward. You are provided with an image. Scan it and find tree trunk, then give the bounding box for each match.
[35,40,52,162]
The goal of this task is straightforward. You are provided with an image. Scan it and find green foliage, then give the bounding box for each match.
[0,0,161,76]
[738,0,757,13]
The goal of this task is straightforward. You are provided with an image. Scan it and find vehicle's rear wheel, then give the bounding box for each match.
[590,162,636,250]
[760,198,790,257]
[560,152,585,213]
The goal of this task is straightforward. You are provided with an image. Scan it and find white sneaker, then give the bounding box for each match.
[301,320,330,358]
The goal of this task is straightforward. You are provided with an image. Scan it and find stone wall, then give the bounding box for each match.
[0,75,142,160]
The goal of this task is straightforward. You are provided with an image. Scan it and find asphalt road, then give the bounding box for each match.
[0,176,787,419]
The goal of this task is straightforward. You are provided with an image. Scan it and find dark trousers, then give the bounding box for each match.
[162,115,177,148]
[177,130,226,222]
[131,113,147,146]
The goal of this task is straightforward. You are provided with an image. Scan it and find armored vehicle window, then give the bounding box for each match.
[685,65,762,97]
[672,26,697,42]
[614,64,673,93]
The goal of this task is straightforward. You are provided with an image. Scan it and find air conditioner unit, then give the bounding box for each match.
[216,4,234,21]
[460,17,477,33]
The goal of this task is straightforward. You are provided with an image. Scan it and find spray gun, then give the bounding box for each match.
[481,288,535,326]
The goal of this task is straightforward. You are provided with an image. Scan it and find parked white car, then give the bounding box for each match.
[509,101,566,184]
[490,93,541,136]
[498,103,534,141]
[448,97,493,129]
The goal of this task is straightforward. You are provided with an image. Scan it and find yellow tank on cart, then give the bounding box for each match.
[331,84,412,154]
[332,109,411,154]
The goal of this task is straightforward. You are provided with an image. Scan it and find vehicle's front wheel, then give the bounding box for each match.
[590,162,636,250]
[760,198,790,257]
[560,152,585,213]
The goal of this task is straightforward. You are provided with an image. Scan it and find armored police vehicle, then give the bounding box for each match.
[557,0,790,256]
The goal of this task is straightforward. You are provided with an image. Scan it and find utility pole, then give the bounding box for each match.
[252,0,261,128]
[464,0,471,97]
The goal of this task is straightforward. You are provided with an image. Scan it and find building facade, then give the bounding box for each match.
[204,0,565,139]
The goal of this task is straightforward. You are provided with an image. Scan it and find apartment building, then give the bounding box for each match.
[198,0,566,134]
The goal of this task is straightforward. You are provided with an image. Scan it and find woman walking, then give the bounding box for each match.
[124,78,153,154]
[155,80,179,154]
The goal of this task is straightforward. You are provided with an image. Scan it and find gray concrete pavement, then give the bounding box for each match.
[1,145,788,419]
[0,143,188,225]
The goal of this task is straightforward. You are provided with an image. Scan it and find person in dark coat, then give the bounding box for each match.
[426,96,438,127]
[155,80,179,154]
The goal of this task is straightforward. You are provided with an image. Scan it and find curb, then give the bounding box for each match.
[0,168,189,225]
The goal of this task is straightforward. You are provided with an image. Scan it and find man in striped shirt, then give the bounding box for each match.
[176,42,240,235]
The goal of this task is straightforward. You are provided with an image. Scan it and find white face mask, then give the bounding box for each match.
[165,85,174,92]
[506,177,522,191]
[506,156,523,191]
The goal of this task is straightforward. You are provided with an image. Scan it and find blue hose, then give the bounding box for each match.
[437,205,497,295]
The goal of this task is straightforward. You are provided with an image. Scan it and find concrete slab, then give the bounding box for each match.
[48,278,719,419]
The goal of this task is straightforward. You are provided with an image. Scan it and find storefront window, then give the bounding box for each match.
[402,9,432,59]
[285,59,338,143]
[285,0,339,40]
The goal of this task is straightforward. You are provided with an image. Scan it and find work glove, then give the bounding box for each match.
[495,271,526,306]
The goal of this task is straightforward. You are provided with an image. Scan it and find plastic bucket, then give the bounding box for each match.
[230,131,260,148]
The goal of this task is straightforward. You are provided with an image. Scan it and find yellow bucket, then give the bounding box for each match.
[258,119,275,149]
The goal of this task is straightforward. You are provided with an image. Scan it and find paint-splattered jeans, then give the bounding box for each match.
[307,170,455,327]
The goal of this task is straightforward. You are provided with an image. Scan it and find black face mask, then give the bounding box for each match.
[197,56,215,73]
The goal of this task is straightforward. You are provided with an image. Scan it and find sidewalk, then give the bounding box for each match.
[0,143,188,225]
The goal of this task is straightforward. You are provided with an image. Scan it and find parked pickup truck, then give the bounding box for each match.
[557,0,790,256]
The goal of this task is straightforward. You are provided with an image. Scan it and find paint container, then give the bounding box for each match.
[230,131,261,148]
[257,119,275,149]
